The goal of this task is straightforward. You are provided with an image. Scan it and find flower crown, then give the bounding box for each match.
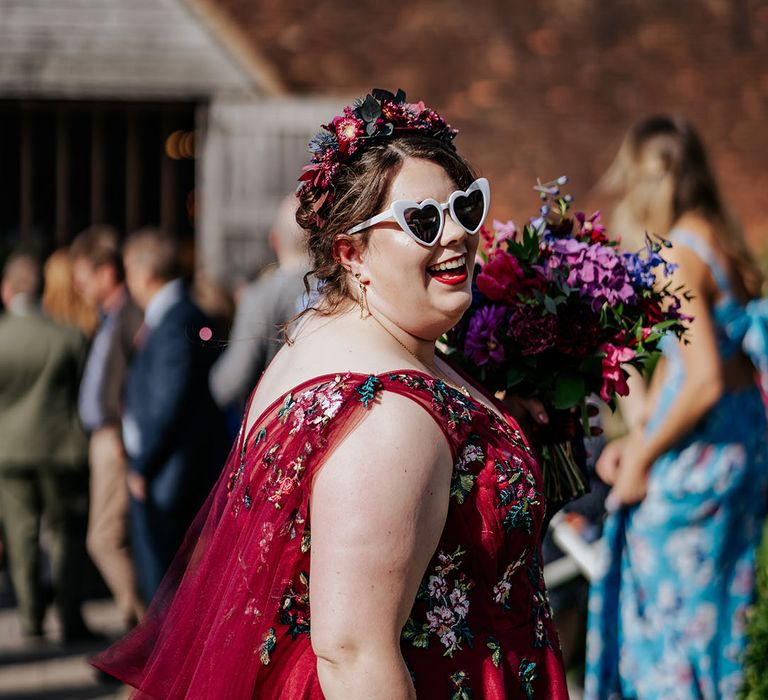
[298,88,458,226]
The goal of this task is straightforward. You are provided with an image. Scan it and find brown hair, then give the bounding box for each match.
[70,225,124,280]
[123,227,181,282]
[601,115,763,298]
[296,134,477,313]
[42,249,99,337]
[3,250,41,298]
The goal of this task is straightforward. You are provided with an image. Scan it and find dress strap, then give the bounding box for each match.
[669,228,732,297]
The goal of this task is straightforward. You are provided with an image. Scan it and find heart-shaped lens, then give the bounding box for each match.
[403,204,442,244]
[452,189,485,232]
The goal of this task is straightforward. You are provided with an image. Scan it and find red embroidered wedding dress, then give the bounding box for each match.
[93,370,569,699]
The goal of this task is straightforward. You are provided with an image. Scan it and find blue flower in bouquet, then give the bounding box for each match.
[464,305,507,366]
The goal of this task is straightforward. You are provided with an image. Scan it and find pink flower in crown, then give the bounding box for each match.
[599,342,636,402]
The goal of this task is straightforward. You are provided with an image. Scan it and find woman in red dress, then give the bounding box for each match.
[93,89,569,699]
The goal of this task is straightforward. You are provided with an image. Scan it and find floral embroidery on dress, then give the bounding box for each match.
[451,435,483,505]
[387,373,474,431]
[449,670,473,700]
[494,454,541,534]
[527,549,553,649]
[492,548,529,610]
[289,375,349,434]
[519,658,538,699]
[280,572,311,640]
[259,627,276,665]
[280,509,310,553]
[486,636,501,668]
[402,547,475,657]
[355,374,383,407]
[488,413,532,455]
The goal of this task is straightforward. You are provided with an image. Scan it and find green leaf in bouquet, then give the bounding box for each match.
[544,296,558,315]
[506,366,526,388]
[552,373,586,409]
[652,319,683,332]
[578,355,603,376]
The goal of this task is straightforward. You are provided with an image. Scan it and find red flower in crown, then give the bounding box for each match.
[298,89,458,226]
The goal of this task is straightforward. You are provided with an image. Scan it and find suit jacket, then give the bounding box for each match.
[0,308,88,472]
[123,288,227,515]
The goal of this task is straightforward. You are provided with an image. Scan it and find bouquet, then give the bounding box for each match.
[444,177,689,506]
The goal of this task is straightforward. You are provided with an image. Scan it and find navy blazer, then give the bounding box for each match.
[124,289,228,515]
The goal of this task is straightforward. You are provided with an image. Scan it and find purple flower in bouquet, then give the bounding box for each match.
[464,305,507,366]
[546,238,636,311]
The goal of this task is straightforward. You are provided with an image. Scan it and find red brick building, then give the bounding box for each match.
[213,0,768,255]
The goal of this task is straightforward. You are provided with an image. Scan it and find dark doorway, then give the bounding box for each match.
[0,100,198,259]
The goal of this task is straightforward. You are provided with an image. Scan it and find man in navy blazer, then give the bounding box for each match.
[122,228,227,601]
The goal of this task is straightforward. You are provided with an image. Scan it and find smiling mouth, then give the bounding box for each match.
[427,254,468,285]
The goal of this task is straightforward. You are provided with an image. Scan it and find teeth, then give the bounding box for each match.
[430,255,466,272]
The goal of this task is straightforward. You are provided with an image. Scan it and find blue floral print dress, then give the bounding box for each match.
[585,230,768,700]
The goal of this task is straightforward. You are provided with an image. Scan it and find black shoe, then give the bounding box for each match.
[61,626,108,646]
[94,668,122,686]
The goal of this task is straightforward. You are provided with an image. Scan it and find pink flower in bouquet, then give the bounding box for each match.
[575,211,609,244]
[464,305,507,366]
[493,219,518,244]
[599,343,636,402]
[477,250,544,303]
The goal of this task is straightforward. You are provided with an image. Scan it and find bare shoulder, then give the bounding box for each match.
[245,311,424,433]
[311,387,454,526]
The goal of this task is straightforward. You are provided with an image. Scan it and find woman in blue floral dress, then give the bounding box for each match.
[586,116,768,699]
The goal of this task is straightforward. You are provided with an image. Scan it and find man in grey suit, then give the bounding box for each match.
[0,251,92,642]
[209,195,309,411]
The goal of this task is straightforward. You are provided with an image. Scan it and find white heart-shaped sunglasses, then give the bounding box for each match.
[346,177,490,246]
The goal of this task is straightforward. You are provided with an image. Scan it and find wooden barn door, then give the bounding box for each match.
[198,96,344,288]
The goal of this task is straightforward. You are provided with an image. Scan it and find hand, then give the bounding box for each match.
[607,436,653,507]
[127,470,147,502]
[595,436,628,486]
[503,395,549,426]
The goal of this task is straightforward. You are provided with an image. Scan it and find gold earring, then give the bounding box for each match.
[355,273,368,318]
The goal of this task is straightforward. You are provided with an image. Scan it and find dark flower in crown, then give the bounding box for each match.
[298,88,458,226]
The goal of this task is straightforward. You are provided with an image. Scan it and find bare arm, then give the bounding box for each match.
[609,243,724,503]
[309,393,453,699]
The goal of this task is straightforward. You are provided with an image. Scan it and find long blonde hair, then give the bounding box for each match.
[600,115,763,299]
[42,248,99,338]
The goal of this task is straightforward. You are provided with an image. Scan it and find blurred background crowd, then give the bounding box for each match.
[0,0,767,698]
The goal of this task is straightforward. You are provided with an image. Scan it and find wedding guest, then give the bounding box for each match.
[586,115,768,700]
[0,251,94,643]
[70,226,146,628]
[94,90,568,699]
[120,228,227,602]
[42,248,99,339]
[209,194,309,411]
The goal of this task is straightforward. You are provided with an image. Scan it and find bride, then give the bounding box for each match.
[94,89,569,699]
